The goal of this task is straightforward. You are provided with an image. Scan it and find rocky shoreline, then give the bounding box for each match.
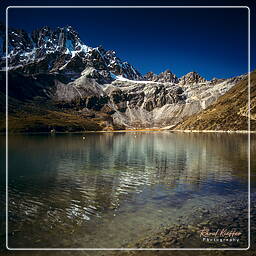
[0,193,255,256]
[108,193,255,255]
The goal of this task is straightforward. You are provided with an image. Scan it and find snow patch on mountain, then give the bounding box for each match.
[0,24,142,81]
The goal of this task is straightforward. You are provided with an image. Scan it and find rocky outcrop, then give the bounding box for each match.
[143,71,157,81]
[179,71,206,86]
[144,69,179,83]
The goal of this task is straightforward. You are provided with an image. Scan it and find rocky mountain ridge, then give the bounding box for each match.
[1,24,214,85]
[0,24,142,82]
[144,69,179,83]
[0,24,249,132]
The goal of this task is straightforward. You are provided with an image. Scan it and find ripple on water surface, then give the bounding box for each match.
[3,132,253,248]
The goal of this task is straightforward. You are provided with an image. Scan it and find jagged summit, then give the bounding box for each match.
[144,70,207,86]
[29,25,87,54]
[0,24,142,81]
[4,24,89,57]
[179,71,206,86]
[144,69,179,83]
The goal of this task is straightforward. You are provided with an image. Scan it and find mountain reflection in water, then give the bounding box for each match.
[1,132,253,248]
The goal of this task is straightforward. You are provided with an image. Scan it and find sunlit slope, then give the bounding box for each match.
[174,71,256,131]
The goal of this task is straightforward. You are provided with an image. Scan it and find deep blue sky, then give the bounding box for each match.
[3,4,253,79]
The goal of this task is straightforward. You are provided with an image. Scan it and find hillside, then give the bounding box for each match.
[174,71,256,131]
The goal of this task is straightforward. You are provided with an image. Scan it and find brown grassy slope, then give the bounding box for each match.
[174,71,256,131]
[0,94,113,133]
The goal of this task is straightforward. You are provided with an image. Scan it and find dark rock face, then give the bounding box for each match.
[144,69,179,83]
[1,24,142,81]
[0,24,32,57]
[31,25,81,50]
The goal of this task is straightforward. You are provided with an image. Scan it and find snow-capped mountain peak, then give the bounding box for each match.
[0,24,142,81]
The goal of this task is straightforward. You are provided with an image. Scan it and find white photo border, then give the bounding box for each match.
[5,5,251,251]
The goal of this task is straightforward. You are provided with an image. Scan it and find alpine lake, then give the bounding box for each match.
[0,132,255,249]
